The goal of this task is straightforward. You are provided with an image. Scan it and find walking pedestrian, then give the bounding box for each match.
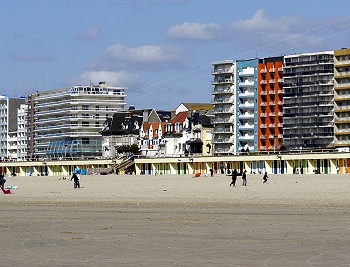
[228,169,238,187]
[263,172,268,183]
[209,168,214,177]
[0,171,6,189]
[71,172,80,188]
[242,170,247,186]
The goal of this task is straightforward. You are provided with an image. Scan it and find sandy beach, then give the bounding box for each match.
[1,173,350,266]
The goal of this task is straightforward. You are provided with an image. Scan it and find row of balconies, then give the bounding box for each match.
[260,67,283,74]
[211,117,234,124]
[260,123,283,128]
[213,128,234,134]
[260,78,284,84]
[211,78,233,84]
[211,86,234,94]
[213,107,234,114]
[212,97,234,104]
[212,137,235,144]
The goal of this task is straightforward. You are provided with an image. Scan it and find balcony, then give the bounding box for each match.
[260,135,266,139]
[260,68,267,74]
[239,102,254,109]
[260,146,267,150]
[260,80,267,84]
[260,124,267,128]
[238,134,254,141]
[278,67,283,72]
[278,78,284,83]
[239,81,254,87]
[277,101,283,105]
[239,124,254,130]
[260,113,267,117]
[277,89,284,94]
[269,79,276,84]
[260,91,267,95]
[268,124,275,128]
[260,102,267,107]
[269,90,276,95]
[277,112,283,117]
[269,101,276,106]
[269,67,276,73]
[269,112,275,117]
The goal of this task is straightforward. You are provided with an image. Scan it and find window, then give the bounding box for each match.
[82,105,89,110]
[82,113,89,119]
[95,114,99,119]
[82,138,89,144]
[106,106,109,111]
[82,121,89,127]
[96,105,100,110]
[95,122,100,127]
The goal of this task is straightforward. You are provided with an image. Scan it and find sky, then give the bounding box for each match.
[1,0,350,110]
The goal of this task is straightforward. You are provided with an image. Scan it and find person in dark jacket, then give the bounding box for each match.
[71,172,80,188]
[263,172,268,183]
[0,171,6,189]
[242,170,247,186]
[228,169,238,187]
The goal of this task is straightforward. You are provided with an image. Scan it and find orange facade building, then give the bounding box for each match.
[258,57,283,152]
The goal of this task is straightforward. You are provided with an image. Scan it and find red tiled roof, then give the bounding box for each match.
[170,111,187,124]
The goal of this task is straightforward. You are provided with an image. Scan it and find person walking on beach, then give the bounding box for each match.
[71,172,80,188]
[242,170,247,186]
[263,172,268,183]
[228,169,238,187]
[0,171,6,189]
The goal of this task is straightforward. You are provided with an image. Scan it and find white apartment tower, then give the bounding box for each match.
[0,95,25,160]
[28,82,126,160]
[211,61,235,155]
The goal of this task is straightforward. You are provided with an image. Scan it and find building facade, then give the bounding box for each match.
[258,57,284,152]
[283,52,334,150]
[28,82,126,160]
[211,61,235,155]
[236,58,259,154]
[334,48,350,148]
[0,95,25,160]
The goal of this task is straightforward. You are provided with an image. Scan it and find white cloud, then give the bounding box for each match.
[167,22,222,41]
[98,44,185,70]
[68,70,139,88]
[75,27,103,41]
[229,9,301,33]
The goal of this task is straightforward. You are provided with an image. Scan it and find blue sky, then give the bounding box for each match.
[1,0,350,110]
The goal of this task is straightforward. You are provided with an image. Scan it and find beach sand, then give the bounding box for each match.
[1,173,350,266]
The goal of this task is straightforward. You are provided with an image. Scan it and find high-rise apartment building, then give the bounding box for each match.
[27,82,126,160]
[258,57,284,152]
[0,95,25,160]
[211,61,235,155]
[334,48,350,148]
[236,58,259,153]
[283,52,334,149]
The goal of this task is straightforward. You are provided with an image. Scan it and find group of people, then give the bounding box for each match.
[227,169,268,187]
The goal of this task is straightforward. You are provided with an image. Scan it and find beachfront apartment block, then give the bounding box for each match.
[236,58,259,154]
[211,51,336,155]
[27,82,127,160]
[211,60,235,155]
[334,48,350,149]
[0,95,25,161]
[258,57,284,152]
[283,51,334,150]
